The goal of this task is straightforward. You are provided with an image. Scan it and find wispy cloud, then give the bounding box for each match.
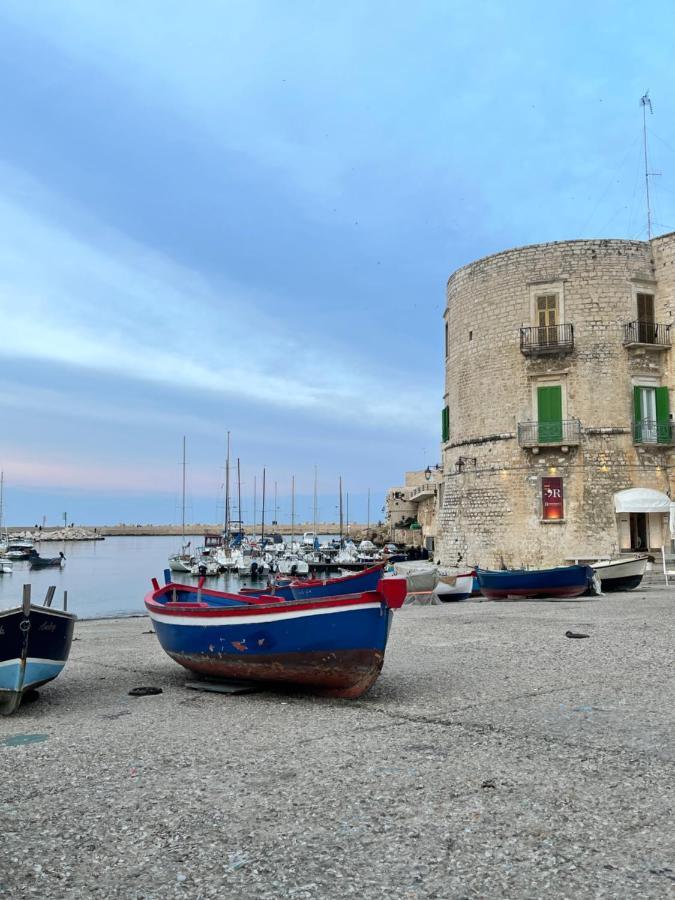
[0,164,436,431]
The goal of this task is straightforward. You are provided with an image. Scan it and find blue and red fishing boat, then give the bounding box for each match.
[240,563,385,602]
[145,572,407,698]
[476,565,594,600]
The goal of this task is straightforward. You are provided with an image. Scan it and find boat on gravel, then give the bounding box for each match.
[145,571,407,698]
[0,585,76,715]
[590,554,648,592]
[476,565,594,600]
[433,569,476,601]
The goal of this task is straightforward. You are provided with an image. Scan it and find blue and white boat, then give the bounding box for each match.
[240,563,385,602]
[0,586,76,715]
[145,571,407,698]
[476,565,594,600]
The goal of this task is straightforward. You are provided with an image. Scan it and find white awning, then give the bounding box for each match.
[614,488,671,514]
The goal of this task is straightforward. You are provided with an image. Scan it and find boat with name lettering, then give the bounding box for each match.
[0,585,76,715]
[476,564,595,600]
[144,571,407,698]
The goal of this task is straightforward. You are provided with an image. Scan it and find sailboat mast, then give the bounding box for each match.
[274,481,278,525]
[367,488,370,535]
[313,465,318,537]
[291,475,295,541]
[261,468,266,544]
[339,476,343,544]
[224,431,230,536]
[181,436,186,549]
[237,458,242,532]
[0,471,4,535]
[253,476,257,541]
[346,491,349,536]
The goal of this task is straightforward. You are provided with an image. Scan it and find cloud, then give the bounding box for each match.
[0,164,437,431]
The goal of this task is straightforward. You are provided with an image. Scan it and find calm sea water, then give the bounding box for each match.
[0,535,293,619]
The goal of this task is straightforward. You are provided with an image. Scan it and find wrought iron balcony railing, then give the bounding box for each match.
[518,418,582,448]
[632,419,675,446]
[623,320,671,348]
[520,323,574,355]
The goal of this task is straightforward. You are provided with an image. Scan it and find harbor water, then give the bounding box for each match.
[0,534,302,619]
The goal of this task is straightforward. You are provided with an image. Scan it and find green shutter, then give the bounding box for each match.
[537,386,563,443]
[633,386,642,443]
[656,387,670,443]
[441,406,449,443]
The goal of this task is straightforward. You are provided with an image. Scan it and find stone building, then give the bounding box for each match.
[438,234,675,569]
[385,467,442,552]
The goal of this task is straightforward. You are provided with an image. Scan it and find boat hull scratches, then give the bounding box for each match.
[167,648,385,699]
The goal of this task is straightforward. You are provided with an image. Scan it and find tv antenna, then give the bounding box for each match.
[641,91,654,240]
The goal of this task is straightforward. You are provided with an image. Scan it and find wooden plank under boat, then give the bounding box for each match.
[144,573,407,699]
[476,565,594,600]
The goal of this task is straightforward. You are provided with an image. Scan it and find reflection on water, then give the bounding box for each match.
[0,535,275,619]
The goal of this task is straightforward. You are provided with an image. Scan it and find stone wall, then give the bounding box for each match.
[439,235,675,568]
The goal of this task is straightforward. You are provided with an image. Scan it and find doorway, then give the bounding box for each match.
[629,513,648,551]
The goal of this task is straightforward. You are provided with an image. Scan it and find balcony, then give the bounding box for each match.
[520,323,574,356]
[518,419,582,449]
[632,419,675,447]
[623,320,671,349]
[407,484,437,502]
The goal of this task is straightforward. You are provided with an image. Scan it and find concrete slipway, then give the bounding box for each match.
[0,587,673,899]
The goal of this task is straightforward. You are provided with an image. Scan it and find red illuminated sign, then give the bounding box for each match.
[542,477,564,520]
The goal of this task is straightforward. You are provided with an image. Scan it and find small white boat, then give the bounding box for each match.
[277,555,309,576]
[433,570,475,602]
[5,540,34,560]
[590,555,648,592]
[0,557,12,575]
[393,561,438,592]
[168,552,194,573]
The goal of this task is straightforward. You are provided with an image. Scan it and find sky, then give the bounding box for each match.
[1,1,675,526]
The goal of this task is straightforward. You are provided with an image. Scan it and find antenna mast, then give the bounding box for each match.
[641,91,653,240]
[224,431,230,536]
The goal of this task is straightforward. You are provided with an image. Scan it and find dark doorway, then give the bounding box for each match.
[629,513,648,550]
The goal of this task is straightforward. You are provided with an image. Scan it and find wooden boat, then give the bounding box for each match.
[28,550,65,570]
[240,564,385,602]
[433,569,475,601]
[0,585,76,715]
[591,554,648,592]
[145,572,407,698]
[476,565,594,600]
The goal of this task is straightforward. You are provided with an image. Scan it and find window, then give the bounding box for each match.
[633,385,670,443]
[444,322,448,357]
[636,292,655,343]
[535,293,559,347]
[441,406,450,443]
[537,385,563,443]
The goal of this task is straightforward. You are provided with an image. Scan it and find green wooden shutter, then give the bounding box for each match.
[656,387,670,443]
[441,407,449,443]
[537,386,563,443]
[633,386,642,443]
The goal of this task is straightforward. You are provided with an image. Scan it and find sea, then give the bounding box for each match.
[0,534,312,619]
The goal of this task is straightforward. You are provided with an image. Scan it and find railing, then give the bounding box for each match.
[520,323,574,355]
[518,419,582,447]
[623,320,671,347]
[632,419,675,445]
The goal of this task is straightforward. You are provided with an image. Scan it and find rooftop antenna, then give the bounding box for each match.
[641,91,653,240]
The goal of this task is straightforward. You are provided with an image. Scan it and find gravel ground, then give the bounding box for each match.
[1,585,673,899]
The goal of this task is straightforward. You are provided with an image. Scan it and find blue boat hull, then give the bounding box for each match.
[0,605,76,715]
[477,565,594,600]
[145,578,406,698]
[242,565,384,602]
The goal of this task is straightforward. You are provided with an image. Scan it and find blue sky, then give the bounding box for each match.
[1,1,675,525]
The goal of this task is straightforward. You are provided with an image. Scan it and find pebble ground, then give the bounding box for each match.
[1,585,673,899]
